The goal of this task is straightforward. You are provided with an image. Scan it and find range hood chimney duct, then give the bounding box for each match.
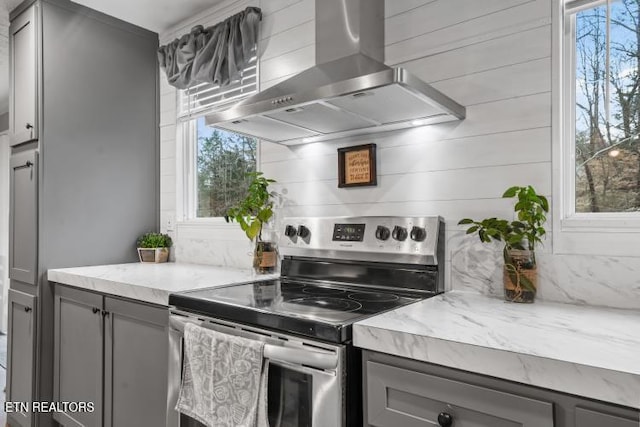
[206,0,465,145]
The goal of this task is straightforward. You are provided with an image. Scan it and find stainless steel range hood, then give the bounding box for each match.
[205,0,465,145]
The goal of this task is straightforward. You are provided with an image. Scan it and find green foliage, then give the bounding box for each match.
[136,232,173,248]
[458,186,549,252]
[225,172,277,241]
[197,128,256,217]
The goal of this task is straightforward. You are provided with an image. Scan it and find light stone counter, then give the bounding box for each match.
[354,291,640,409]
[48,263,278,306]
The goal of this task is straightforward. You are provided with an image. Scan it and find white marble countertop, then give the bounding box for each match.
[47,263,278,306]
[354,291,640,409]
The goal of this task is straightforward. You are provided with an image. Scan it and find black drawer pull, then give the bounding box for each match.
[102,310,110,317]
[25,160,33,167]
[438,412,453,427]
[92,307,100,314]
[26,123,33,130]
[24,307,32,313]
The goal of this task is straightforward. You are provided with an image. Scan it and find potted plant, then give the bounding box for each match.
[136,232,173,263]
[225,172,278,273]
[458,186,549,303]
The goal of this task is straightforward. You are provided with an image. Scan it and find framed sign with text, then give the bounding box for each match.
[337,143,377,188]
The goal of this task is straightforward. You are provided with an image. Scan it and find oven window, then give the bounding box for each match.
[268,364,313,427]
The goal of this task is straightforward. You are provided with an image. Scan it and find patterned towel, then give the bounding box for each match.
[176,323,268,427]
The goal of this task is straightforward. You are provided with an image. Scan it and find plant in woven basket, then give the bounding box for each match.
[458,186,549,303]
[136,232,173,263]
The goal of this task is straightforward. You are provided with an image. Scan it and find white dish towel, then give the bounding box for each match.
[176,323,270,427]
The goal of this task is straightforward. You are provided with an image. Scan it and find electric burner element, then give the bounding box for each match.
[348,292,400,303]
[286,297,363,312]
[302,287,347,296]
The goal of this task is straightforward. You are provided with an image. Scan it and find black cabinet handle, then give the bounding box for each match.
[102,310,110,317]
[26,123,33,130]
[92,307,100,314]
[24,307,32,313]
[25,160,33,167]
[437,412,453,427]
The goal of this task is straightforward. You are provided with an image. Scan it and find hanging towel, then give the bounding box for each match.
[176,323,268,427]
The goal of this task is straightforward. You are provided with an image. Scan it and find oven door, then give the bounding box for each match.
[167,312,346,427]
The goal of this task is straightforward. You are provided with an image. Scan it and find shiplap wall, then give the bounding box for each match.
[160,0,640,308]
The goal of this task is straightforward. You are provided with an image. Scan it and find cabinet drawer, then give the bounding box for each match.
[575,407,638,427]
[367,361,554,427]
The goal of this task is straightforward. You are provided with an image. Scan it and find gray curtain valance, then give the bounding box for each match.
[158,7,262,90]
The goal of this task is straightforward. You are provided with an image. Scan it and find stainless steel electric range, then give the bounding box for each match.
[167,216,445,427]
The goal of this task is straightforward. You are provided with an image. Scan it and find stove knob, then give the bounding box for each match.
[410,226,426,242]
[284,225,297,238]
[297,225,310,239]
[392,226,408,241]
[375,225,390,241]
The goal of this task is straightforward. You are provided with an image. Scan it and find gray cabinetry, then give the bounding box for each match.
[53,284,169,427]
[363,351,639,427]
[7,0,159,422]
[6,289,37,427]
[9,150,38,285]
[9,3,38,146]
[574,407,638,427]
[53,285,103,427]
[367,360,553,426]
[104,297,169,427]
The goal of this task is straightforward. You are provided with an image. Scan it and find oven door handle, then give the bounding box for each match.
[264,345,337,370]
[170,315,339,370]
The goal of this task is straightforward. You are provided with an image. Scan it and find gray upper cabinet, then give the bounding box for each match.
[6,289,37,427]
[53,285,104,427]
[9,150,38,285]
[10,3,39,146]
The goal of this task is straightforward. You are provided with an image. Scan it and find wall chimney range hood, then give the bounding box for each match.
[205,0,465,145]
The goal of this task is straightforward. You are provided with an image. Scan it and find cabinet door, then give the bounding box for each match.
[53,285,104,427]
[6,289,36,427]
[9,150,38,285]
[575,407,638,427]
[367,361,554,427]
[103,297,169,427]
[10,4,38,146]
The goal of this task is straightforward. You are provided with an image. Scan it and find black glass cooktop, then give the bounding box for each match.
[169,279,427,343]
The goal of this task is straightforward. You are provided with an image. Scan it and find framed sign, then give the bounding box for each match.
[337,143,377,188]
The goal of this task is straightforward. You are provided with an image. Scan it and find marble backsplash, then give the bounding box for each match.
[450,234,640,310]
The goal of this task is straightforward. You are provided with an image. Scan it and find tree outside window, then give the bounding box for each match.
[574,0,640,213]
[195,117,256,217]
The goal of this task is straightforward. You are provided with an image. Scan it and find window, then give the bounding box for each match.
[178,57,258,219]
[554,0,640,255]
[570,0,640,213]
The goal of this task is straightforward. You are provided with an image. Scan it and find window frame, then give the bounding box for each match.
[553,0,640,256]
[175,58,261,224]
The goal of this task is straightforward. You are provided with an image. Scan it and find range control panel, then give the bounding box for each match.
[279,216,444,266]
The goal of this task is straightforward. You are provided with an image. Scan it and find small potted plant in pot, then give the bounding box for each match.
[225,172,278,274]
[458,186,548,303]
[136,232,173,263]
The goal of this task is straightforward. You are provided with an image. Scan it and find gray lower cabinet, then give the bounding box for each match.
[6,289,37,427]
[103,296,169,427]
[574,407,638,427]
[53,284,169,427]
[53,285,103,427]
[366,360,553,426]
[363,351,640,427]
